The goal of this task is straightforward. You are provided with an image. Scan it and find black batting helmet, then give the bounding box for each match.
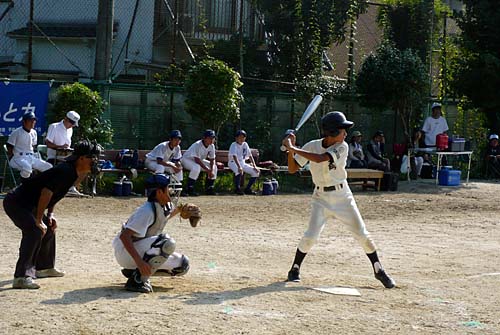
[321,111,354,137]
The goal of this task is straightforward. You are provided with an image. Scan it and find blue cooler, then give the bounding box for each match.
[112,181,123,196]
[262,180,274,195]
[122,180,133,196]
[438,168,461,186]
[271,178,279,194]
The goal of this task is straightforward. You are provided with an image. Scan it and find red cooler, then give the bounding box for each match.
[436,133,448,151]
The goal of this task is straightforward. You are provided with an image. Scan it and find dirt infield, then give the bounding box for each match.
[0,180,499,335]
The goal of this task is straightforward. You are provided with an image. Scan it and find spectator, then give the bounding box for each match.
[181,129,218,196]
[366,130,390,172]
[422,102,449,147]
[485,134,500,178]
[144,130,183,183]
[347,131,367,168]
[45,110,81,195]
[7,112,52,182]
[401,128,425,179]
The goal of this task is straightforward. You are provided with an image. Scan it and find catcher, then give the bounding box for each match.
[112,174,201,293]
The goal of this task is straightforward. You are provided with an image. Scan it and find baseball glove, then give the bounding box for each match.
[179,203,201,227]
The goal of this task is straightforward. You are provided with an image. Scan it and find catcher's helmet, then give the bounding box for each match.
[321,111,354,137]
[145,174,170,190]
[66,140,102,161]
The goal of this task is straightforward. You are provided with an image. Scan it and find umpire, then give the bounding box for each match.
[3,140,101,289]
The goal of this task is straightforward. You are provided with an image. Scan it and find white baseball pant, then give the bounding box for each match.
[298,181,377,254]
[228,161,260,177]
[9,154,52,178]
[181,157,217,180]
[145,159,183,181]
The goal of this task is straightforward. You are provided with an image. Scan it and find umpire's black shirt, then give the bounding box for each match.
[11,162,78,210]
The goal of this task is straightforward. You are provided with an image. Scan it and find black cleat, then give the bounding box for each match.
[235,189,245,195]
[287,267,301,282]
[375,269,396,288]
[121,268,134,278]
[125,277,153,293]
[244,189,257,195]
[205,188,217,196]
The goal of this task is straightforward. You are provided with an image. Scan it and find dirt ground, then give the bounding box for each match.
[0,179,499,335]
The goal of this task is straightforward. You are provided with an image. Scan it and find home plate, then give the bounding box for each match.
[312,287,361,296]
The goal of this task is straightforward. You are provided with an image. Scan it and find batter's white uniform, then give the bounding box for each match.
[181,140,217,180]
[8,127,52,178]
[228,141,259,177]
[145,141,183,181]
[112,201,185,271]
[46,120,73,161]
[294,139,376,254]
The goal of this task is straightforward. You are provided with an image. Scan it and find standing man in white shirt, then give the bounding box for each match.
[181,130,218,196]
[45,110,81,195]
[7,112,52,182]
[144,130,183,183]
[422,102,449,147]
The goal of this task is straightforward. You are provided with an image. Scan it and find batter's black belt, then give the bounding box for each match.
[315,184,344,192]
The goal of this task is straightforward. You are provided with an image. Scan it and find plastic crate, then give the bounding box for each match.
[438,169,461,186]
[449,138,465,151]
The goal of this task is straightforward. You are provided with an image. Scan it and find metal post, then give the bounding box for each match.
[27,0,34,80]
[95,0,114,81]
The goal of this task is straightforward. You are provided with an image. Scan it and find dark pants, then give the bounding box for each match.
[3,193,55,278]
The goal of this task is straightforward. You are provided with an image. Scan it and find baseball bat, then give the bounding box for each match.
[280,95,323,151]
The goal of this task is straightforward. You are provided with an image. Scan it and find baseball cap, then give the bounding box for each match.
[489,134,499,140]
[203,129,216,138]
[235,129,247,137]
[22,112,37,121]
[374,130,384,137]
[170,130,182,139]
[65,140,101,161]
[431,102,442,110]
[352,130,362,137]
[66,111,80,126]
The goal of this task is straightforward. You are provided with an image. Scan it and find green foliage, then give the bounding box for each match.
[295,74,347,101]
[253,0,367,81]
[356,43,429,138]
[184,59,243,132]
[449,0,500,132]
[52,83,114,145]
[153,62,190,85]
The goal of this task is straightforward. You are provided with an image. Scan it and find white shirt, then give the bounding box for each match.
[422,116,448,146]
[295,139,348,186]
[146,141,182,162]
[7,127,37,154]
[118,202,172,240]
[183,140,215,161]
[46,120,73,159]
[228,141,251,164]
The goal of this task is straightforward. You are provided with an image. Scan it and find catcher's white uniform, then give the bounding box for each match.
[145,141,183,181]
[112,201,185,271]
[293,139,376,254]
[8,127,52,178]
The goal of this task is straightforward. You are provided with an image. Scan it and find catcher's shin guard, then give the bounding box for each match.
[142,234,176,280]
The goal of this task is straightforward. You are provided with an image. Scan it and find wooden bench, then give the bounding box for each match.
[347,168,384,191]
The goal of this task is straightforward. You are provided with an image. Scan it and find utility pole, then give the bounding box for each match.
[94,0,114,81]
[27,0,34,80]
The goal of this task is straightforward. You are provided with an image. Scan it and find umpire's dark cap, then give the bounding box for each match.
[65,140,102,161]
[170,130,182,139]
[235,129,247,137]
[203,129,216,138]
[22,112,37,121]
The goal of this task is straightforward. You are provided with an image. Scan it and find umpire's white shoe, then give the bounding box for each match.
[36,268,65,278]
[13,277,40,289]
[287,267,301,282]
[375,269,396,288]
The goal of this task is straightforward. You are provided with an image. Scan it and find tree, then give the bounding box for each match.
[356,43,429,139]
[184,59,243,133]
[450,0,500,132]
[52,83,114,146]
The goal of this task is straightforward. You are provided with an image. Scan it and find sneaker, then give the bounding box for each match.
[235,189,244,195]
[287,267,300,282]
[375,269,396,288]
[36,268,65,278]
[13,277,40,289]
[125,276,152,293]
[244,189,257,195]
[67,186,83,197]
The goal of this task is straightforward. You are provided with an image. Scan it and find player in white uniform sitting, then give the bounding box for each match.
[181,129,218,196]
[145,130,183,183]
[6,112,52,182]
[282,111,396,289]
[228,129,259,195]
[112,174,190,293]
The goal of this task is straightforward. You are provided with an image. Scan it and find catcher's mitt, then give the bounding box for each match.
[179,203,201,227]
